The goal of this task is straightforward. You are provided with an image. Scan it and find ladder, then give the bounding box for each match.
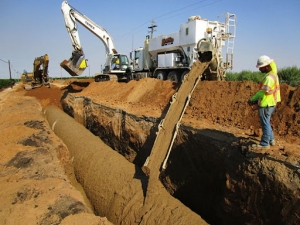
[225,13,236,70]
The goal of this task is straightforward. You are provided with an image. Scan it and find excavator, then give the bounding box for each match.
[60,1,130,82]
[21,54,50,90]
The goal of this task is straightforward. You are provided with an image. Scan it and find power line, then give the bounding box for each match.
[0,58,8,63]
[155,0,222,23]
[0,59,14,87]
[153,0,213,22]
[120,0,222,38]
[0,58,20,80]
[0,59,18,73]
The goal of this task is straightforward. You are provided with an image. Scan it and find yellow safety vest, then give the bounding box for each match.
[258,70,281,107]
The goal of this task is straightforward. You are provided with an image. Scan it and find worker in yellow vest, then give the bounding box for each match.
[249,55,281,149]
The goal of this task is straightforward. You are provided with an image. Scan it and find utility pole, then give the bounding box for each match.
[0,58,13,87]
[148,20,157,39]
[8,60,13,88]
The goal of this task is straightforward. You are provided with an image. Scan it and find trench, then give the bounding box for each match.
[48,92,300,225]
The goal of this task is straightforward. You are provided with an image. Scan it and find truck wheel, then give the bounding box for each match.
[95,76,100,82]
[180,70,190,82]
[126,73,132,83]
[167,71,178,82]
[155,71,166,80]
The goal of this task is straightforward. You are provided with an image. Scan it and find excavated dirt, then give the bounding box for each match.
[0,83,112,224]
[0,77,300,225]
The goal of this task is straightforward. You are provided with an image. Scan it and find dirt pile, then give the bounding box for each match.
[73,78,179,118]
[1,77,298,224]
[69,78,299,145]
[0,85,112,224]
[60,77,300,224]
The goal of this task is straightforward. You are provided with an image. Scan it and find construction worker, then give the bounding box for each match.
[112,57,120,70]
[249,55,281,149]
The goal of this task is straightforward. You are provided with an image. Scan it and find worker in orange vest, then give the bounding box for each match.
[249,55,281,149]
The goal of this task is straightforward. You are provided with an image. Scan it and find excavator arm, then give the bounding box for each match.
[32,54,50,85]
[60,1,118,76]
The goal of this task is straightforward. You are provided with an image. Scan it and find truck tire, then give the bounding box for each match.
[155,71,166,80]
[126,73,132,83]
[167,71,178,82]
[180,70,190,82]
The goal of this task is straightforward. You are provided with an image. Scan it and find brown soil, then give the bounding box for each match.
[71,79,300,145]
[0,77,299,224]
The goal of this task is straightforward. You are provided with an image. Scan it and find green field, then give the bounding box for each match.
[1,66,299,90]
[0,79,16,89]
[226,66,300,87]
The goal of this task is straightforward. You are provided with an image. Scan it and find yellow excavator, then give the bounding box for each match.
[21,54,50,90]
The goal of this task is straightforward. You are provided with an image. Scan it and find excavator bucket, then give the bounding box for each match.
[60,59,87,76]
[60,56,87,77]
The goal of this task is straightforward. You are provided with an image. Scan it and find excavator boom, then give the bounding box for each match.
[61,1,118,77]
[61,1,87,76]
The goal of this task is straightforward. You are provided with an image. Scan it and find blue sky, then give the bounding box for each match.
[0,0,299,79]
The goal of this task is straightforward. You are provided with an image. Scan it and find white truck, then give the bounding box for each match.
[60,1,130,81]
[126,14,236,82]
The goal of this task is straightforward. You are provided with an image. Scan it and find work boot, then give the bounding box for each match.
[270,140,276,146]
[252,144,270,149]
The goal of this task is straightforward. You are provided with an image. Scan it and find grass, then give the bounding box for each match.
[226,66,300,87]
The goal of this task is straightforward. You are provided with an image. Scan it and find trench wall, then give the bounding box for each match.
[61,94,300,225]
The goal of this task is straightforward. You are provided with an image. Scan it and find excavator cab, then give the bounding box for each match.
[60,50,87,76]
[102,54,129,74]
[110,55,129,71]
[111,56,120,70]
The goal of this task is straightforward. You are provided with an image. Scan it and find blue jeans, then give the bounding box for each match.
[258,106,275,146]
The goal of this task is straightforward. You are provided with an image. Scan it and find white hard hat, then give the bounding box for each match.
[256,55,273,68]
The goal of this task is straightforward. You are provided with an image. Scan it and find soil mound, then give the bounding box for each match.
[70,79,299,145]
[1,78,299,224]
